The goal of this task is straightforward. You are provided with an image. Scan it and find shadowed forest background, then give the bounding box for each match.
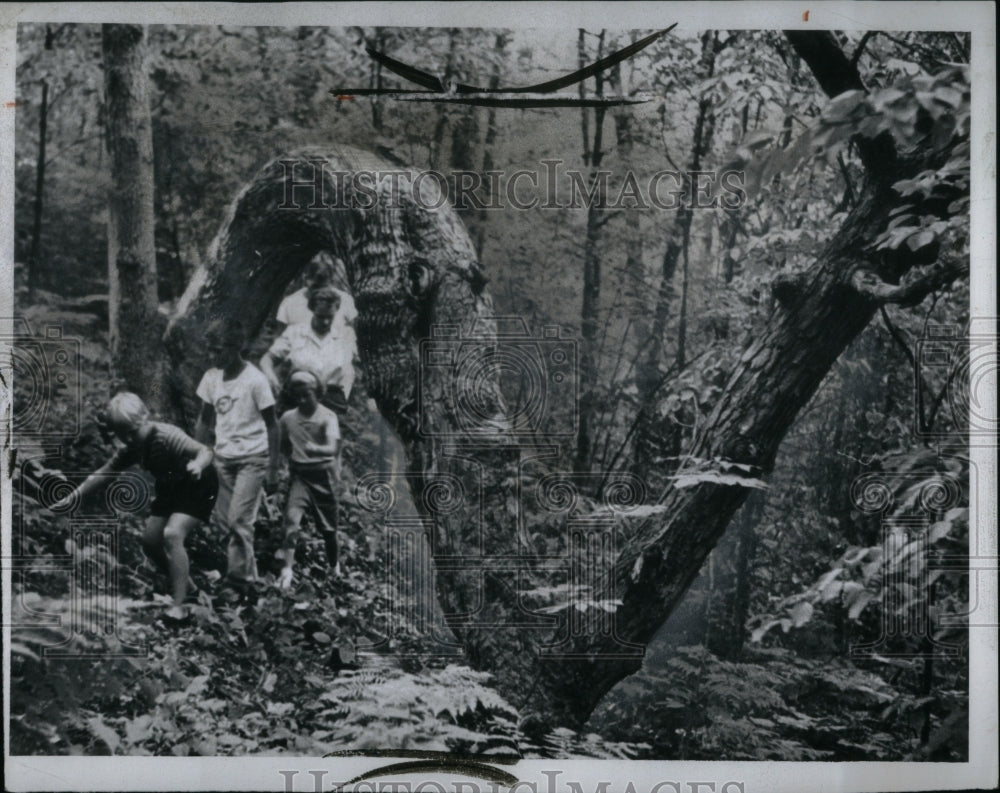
[9,24,974,760]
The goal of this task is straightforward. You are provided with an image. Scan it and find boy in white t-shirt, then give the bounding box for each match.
[276,370,341,590]
[195,321,280,597]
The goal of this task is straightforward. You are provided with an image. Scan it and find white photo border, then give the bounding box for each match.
[1,3,996,792]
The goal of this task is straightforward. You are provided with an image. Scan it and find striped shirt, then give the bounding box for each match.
[109,422,205,486]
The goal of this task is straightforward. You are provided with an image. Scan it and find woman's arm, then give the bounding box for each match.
[261,331,292,395]
[303,440,339,457]
[260,351,282,395]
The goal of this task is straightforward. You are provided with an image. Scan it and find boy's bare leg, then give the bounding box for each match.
[279,476,308,589]
[141,516,169,577]
[278,525,301,589]
[162,513,200,609]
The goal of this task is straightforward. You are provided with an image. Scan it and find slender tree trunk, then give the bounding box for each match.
[610,36,648,355]
[574,30,607,474]
[706,491,763,658]
[370,28,385,134]
[102,24,166,409]
[474,32,508,259]
[633,31,719,477]
[675,226,690,369]
[429,29,458,170]
[28,79,48,300]
[578,30,591,166]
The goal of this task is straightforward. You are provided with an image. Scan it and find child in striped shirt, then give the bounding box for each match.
[52,392,217,620]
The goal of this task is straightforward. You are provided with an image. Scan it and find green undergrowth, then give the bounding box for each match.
[8,304,649,758]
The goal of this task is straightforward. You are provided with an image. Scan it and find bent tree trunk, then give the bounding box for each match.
[164,36,965,729]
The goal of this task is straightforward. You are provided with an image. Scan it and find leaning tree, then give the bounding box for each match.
[144,32,970,728]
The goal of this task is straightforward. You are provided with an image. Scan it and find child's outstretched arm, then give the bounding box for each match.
[49,459,118,511]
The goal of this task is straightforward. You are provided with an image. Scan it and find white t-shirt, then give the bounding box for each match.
[268,323,356,398]
[196,363,275,460]
[276,286,358,332]
[280,404,340,467]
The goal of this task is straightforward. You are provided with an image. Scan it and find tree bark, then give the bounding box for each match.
[28,78,48,300]
[159,33,966,730]
[474,32,508,260]
[102,24,165,409]
[574,30,607,474]
[610,37,647,341]
[705,491,763,659]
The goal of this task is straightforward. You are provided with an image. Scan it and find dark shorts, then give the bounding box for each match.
[151,466,219,523]
[284,463,339,535]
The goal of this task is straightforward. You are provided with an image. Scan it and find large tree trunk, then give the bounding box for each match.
[102,24,165,409]
[161,33,965,730]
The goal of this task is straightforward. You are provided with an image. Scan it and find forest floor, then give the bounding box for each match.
[7,296,968,761]
[8,297,646,759]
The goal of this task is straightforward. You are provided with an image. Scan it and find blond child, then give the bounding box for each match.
[53,392,217,620]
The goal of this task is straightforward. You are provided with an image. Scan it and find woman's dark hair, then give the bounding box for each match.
[307,285,341,312]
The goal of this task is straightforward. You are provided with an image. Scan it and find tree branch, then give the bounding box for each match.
[878,305,917,370]
[784,31,897,173]
[849,31,877,69]
[850,258,968,307]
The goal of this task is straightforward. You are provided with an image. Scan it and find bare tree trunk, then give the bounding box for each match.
[102,24,166,410]
[633,31,719,476]
[28,79,48,300]
[574,30,607,474]
[369,27,385,134]
[706,491,763,659]
[611,36,647,338]
[28,25,59,300]
[474,32,508,259]
[429,29,458,170]
[578,30,591,166]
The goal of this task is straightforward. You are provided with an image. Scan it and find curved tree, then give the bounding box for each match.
[162,32,970,728]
